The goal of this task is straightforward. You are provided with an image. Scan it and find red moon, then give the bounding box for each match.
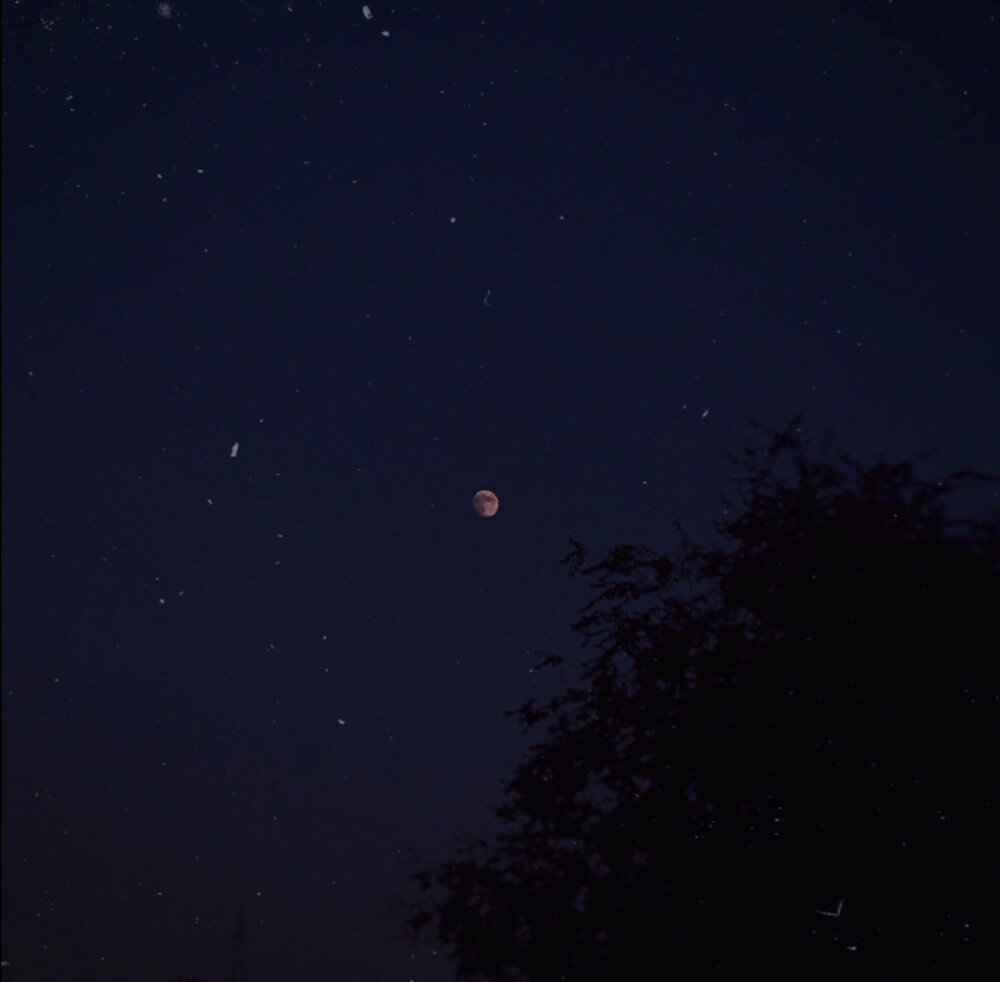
[473,489,499,517]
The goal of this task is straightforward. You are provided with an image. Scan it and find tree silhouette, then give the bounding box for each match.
[403,419,1000,980]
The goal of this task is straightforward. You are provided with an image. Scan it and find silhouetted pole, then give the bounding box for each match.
[230,906,246,982]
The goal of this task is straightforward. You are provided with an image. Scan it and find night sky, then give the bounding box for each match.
[2,2,998,980]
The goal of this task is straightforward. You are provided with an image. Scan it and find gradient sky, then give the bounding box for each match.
[2,2,997,979]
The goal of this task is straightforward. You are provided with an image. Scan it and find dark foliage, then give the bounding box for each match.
[403,420,1000,979]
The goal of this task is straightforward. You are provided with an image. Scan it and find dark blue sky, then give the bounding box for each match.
[2,2,997,979]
